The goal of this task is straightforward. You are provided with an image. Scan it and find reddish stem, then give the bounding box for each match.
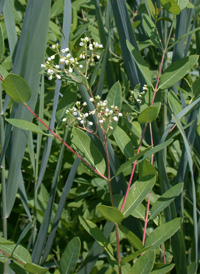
[120,22,174,214]
[24,103,108,181]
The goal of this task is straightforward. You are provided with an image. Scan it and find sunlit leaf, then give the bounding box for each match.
[3,73,31,103]
[98,205,124,223]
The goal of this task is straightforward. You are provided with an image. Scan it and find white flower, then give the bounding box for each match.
[83,102,87,106]
[109,126,113,130]
[89,44,93,50]
[48,75,53,80]
[79,42,84,46]
[89,97,94,102]
[99,120,104,123]
[84,113,89,117]
[55,65,60,69]
[119,113,122,117]
[113,116,118,121]
[94,42,99,48]
[62,117,67,122]
[51,55,55,60]
[69,67,73,73]
[80,120,84,124]
[73,112,77,115]
[79,64,83,68]
[56,74,61,80]
[70,57,75,62]
[64,47,69,52]
[48,57,51,61]
[65,60,69,65]
[60,58,65,63]
[47,69,53,74]
[111,105,114,109]
[52,45,56,49]
[109,110,113,114]
[85,37,89,42]
[73,107,77,111]
[77,117,81,121]
[66,110,69,114]
[96,55,100,59]
[66,53,71,58]
[99,44,103,48]
[41,64,45,68]
[88,121,93,126]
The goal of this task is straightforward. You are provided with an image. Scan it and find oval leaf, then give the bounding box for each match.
[24,263,49,274]
[138,106,159,124]
[59,237,81,274]
[145,218,182,248]
[119,175,156,218]
[118,224,143,250]
[113,126,134,158]
[159,55,199,90]
[79,216,115,260]
[159,0,181,15]
[3,73,31,103]
[131,250,155,274]
[150,183,184,220]
[6,119,51,136]
[98,205,124,223]
[72,127,106,175]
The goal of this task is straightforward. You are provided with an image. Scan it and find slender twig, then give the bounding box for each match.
[142,123,154,245]
[23,103,108,181]
[120,21,174,213]
[105,141,121,274]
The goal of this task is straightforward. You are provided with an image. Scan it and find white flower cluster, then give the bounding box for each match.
[41,37,103,82]
[79,37,103,62]
[62,96,122,135]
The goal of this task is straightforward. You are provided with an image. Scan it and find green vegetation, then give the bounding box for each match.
[0,0,200,273]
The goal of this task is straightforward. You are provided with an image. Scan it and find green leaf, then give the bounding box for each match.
[138,160,157,178]
[119,175,156,218]
[0,24,4,61]
[143,14,162,49]
[187,262,197,274]
[138,106,159,124]
[127,40,152,87]
[121,246,152,265]
[5,119,51,136]
[145,218,182,248]
[118,224,143,250]
[150,183,184,220]
[72,127,106,175]
[59,237,81,274]
[0,237,32,269]
[51,0,64,17]
[3,73,31,103]
[151,263,175,274]
[131,203,146,220]
[177,0,189,10]
[79,216,115,261]
[105,81,122,134]
[159,0,181,15]
[146,0,155,19]
[116,138,173,176]
[24,263,49,274]
[113,126,134,158]
[192,77,200,97]
[98,205,124,223]
[131,251,155,274]
[158,55,199,90]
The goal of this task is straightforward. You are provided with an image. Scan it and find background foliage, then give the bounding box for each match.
[0,0,200,273]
